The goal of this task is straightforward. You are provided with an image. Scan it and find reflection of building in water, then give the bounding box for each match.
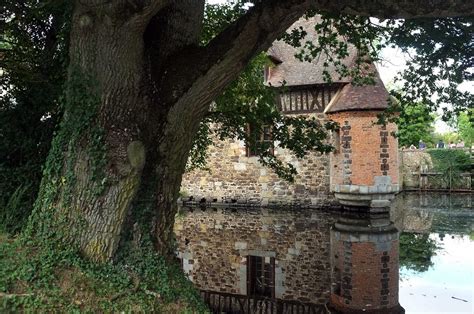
[329,212,404,313]
[390,196,434,233]
[175,208,336,305]
[175,208,404,313]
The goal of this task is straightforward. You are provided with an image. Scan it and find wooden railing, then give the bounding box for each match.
[200,290,328,314]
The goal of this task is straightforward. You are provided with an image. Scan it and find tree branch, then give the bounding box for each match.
[159,0,309,113]
[310,0,474,19]
[160,0,473,115]
[127,0,173,29]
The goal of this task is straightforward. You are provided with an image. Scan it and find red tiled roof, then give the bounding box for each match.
[325,64,391,113]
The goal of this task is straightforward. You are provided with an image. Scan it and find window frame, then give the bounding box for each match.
[245,123,274,157]
[246,255,276,298]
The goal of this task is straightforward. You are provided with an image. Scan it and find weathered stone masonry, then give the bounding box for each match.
[183,129,334,207]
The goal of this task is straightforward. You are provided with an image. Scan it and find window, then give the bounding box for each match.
[246,124,274,157]
[247,256,275,298]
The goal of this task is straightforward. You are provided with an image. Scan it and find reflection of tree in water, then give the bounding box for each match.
[399,232,439,273]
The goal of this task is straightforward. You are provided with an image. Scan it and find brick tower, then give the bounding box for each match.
[326,64,399,211]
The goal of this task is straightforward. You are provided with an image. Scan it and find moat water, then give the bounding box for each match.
[175,192,473,313]
[395,193,473,313]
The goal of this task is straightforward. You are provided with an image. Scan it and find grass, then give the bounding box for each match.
[0,233,208,313]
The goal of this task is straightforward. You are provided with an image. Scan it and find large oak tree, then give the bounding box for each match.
[12,0,472,263]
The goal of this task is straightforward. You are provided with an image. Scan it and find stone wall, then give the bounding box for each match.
[399,149,472,190]
[181,125,336,207]
[181,110,402,206]
[174,208,337,304]
[399,150,433,189]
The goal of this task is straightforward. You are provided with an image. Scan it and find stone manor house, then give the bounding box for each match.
[181,18,399,210]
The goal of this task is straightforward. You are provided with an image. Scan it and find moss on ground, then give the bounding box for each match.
[0,233,208,313]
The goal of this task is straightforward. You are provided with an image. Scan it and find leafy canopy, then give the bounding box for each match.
[457,110,474,146]
[393,101,435,147]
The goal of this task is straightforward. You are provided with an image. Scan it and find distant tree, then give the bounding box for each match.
[457,110,474,146]
[393,101,435,147]
[433,131,459,147]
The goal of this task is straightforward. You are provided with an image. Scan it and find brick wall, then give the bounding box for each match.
[329,111,399,188]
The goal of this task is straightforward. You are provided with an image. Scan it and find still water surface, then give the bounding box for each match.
[175,193,473,313]
[394,193,473,313]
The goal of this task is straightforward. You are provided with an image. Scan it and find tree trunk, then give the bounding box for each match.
[29,7,148,262]
[27,1,206,262]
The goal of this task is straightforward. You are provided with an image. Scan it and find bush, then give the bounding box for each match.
[427,149,472,189]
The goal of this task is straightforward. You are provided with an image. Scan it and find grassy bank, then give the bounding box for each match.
[0,233,207,313]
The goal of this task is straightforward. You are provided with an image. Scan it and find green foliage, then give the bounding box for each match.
[390,100,436,147]
[0,0,71,233]
[390,18,473,122]
[202,1,245,45]
[0,185,31,234]
[187,53,337,181]
[427,149,472,189]
[432,131,459,146]
[457,110,474,146]
[399,232,439,273]
[24,67,108,244]
[429,149,471,172]
[0,234,207,312]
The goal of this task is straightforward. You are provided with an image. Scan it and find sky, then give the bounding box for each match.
[207,0,472,133]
